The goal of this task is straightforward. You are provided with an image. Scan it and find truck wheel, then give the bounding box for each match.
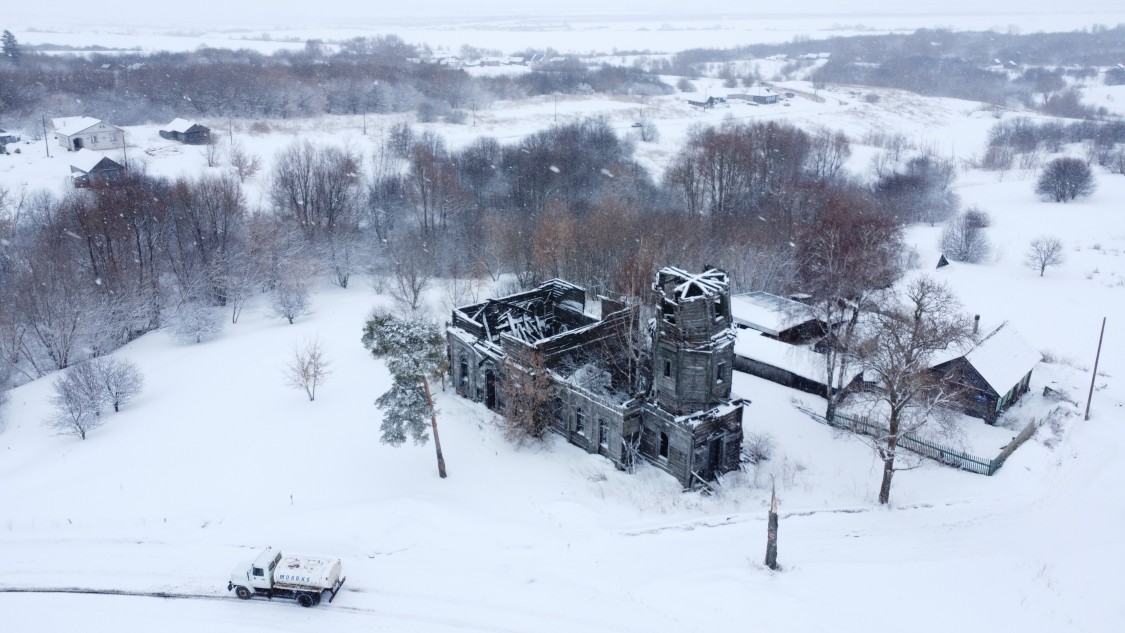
[297,593,314,608]
[235,586,252,600]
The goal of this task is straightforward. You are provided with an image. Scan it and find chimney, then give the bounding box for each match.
[973,314,980,335]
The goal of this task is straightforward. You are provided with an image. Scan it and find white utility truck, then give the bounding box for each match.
[228,548,346,607]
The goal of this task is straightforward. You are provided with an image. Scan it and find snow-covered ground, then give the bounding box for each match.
[4,12,1125,632]
[10,9,1125,56]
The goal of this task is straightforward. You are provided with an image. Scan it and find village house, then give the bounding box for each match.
[447,268,746,488]
[159,118,212,145]
[69,149,124,187]
[931,321,1041,424]
[0,128,19,145]
[52,117,124,151]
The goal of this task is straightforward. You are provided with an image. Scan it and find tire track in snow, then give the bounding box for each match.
[0,585,619,633]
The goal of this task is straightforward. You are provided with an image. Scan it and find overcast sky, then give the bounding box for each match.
[17,1,1124,25]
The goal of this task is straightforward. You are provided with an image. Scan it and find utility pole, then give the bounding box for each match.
[41,114,50,157]
[553,93,557,122]
[362,110,367,135]
[229,117,233,145]
[1084,317,1107,421]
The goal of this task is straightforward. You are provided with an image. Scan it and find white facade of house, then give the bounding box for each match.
[52,117,124,151]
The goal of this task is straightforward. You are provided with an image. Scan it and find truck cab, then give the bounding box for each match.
[231,549,282,592]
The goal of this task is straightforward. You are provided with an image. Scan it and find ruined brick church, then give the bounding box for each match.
[447,267,745,488]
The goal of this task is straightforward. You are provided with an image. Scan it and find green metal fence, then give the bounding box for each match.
[823,410,1046,476]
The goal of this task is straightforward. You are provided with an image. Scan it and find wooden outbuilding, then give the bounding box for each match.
[70,149,124,187]
[159,118,212,144]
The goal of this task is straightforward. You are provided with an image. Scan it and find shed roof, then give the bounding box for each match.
[70,149,122,174]
[730,292,809,336]
[52,116,103,136]
[164,118,204,133]
[962,322,1041,395]
[734,329,856,385]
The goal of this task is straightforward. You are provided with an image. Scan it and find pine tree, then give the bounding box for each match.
[362,311,449,477]
[2,30,20,63]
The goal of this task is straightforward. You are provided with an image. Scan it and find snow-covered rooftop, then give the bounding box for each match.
[735,329,856,385]
[730,292,809,336]
[963,322,1041,395]
[52,116,102,136]
[163,118,200,133]
[69,148,115,173]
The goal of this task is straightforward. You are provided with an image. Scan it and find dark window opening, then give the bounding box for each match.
[716,362,726,383]
[598,420,608,447]
[575,408,586,435]
[664,360,671,377]
[659,432,669,459]
[662,301,676,324]
[459,357,469,389]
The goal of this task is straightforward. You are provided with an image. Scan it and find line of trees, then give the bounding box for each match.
[0,38,670,127]
[0,113,971,392]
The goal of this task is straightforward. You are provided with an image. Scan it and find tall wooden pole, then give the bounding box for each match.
[41,115,50,157]
[1084,317,1106,421]
[765,481,779,570]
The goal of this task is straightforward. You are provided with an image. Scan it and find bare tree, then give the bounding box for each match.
[201,135,223,168]
[270,140,363,240]
[806,127,851,181]
[229,142,262,183]
[940,207,992,264]
[270,278,311,324]
[1036,157,1095,202]
[284,337,331,401]
[1024,236,1066,277]
[46,362,105,440]
[854,277,973,505]
[793,187,904,422]
[167,296,224,344]
[90,356,144,412]
[387,235,434,316]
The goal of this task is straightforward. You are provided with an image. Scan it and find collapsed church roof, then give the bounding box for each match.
[453,278,593,345]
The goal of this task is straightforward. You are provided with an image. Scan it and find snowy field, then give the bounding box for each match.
[7,8,1125,56]
[3,9,1125,633]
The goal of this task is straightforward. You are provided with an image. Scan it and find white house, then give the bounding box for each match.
[52,117,124,151]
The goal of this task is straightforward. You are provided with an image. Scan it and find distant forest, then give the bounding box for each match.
[0,35,671,126]
[657,25,1125,113]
